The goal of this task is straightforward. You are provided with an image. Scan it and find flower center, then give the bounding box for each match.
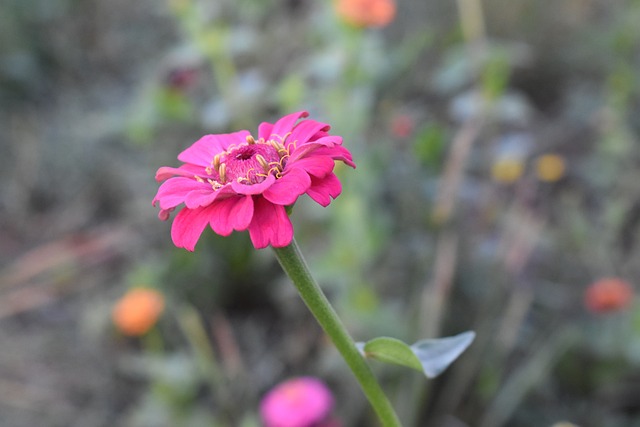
[207,135,289,187]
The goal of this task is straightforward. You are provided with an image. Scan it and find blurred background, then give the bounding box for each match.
[2,0,640,426]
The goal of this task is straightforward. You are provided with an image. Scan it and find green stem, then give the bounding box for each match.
[272,239,402,427]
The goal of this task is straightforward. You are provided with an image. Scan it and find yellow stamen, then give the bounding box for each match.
[246,135,256,145]
[194,175,205,183]
[255,154,269,172]
[268,166,280,176]
[213,154,221,172]
[219,163,227,182]
[282,132,297,147]
[271,132,292,144]
[207,179,222,190]
[268,140,283,152]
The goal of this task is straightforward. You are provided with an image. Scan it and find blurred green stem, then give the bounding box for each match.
[456,0,486,44]
[273,239,402,427]
[176,305,223,390]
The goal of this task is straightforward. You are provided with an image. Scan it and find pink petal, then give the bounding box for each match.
[177,131,250,166]
[208,196,254,236]
[158,208,174,221]
[170,206,214,251]
[153,177,211,210]
[311,145,356,168]
[286,119,331,150]
[287,155,336,178]
[306,173,342,207]
[262,167,312,206]
[155,164,208,182]
[288,136,343,163]
[184,184,236,209]
[230,174,276,195]
[260,111,309,143]
[230,195,255,230]
[184,189,218,209]
[258,121,273,141]
[248,197,293,249]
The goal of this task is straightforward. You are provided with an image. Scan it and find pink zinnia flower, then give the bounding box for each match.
[153,111,355,250]
[260,377,337,427]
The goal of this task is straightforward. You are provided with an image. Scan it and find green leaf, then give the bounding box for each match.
[357,331,475,378]
[360,337,424,372]
[413,124,447,170]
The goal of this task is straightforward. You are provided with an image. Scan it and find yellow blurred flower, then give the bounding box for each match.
[535,154,566,182]
[491,157,524,184]
[112,288,165,336]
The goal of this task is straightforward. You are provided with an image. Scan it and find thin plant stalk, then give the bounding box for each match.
[273,238,402,427]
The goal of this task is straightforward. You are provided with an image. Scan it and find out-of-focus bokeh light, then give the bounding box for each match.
[260,377,336,427]
[335,0,396,28]
[535,154,566,182]
[491,157,525,184]
[584,277,634,314]
[112,288,165,336]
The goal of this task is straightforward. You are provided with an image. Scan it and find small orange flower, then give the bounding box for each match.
[335,0,396,28]
[112,288,165,336]
[535,154,566,182]
[584,277,634,314]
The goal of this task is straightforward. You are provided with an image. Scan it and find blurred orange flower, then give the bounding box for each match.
[112,288,165,336]
[535,154,566,182]
[584,277,634,314]
[335,0,396,28]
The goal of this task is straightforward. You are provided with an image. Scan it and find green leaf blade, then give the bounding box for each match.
[361,337,424,373]
[357,331,476,378]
